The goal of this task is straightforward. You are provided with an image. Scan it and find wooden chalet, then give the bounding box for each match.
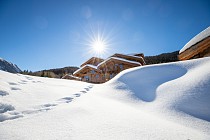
[73,53,145,83]
[73,64,103,83]
[97,53,145,82]
[179,26,210,60]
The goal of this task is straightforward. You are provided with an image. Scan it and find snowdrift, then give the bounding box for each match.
[0,57,210,139]
[108,57,210,122]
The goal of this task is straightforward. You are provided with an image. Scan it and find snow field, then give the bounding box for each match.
[0,57,210,139]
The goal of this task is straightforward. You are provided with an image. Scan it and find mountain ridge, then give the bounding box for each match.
[0,58,21,73]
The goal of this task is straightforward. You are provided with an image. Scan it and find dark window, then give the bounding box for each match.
[119,64,123,70]
[84,75,89,81]
[91,70,95,74]
[96,74,99,79]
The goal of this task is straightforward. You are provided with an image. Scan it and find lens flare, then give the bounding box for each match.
[78,23,118,58]
[86,24,110,57]
[92,39,105,53]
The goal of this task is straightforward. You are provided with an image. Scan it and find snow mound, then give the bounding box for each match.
[113,64,187,102]
[109,57,210,122]
[179,26,210,53]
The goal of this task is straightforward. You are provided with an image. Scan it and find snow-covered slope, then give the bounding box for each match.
[0,58,21,73]
[0,57,210,140]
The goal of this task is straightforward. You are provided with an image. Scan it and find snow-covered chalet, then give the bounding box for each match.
[63,53,145,83]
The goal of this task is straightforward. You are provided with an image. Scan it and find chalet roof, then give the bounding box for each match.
[74,53,145,76]
[179,26,210,54]
[73,64,98,75]
[112,53,141,59]
[126,53,144,57]
[62,74,81,80]
[80,57,104,67]
[97,57,141,67]
[111,53,145,65]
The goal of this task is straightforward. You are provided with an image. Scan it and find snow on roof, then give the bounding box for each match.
[127,55,141,58]
[114,53,143,59]
[98,57,141,67]
[73,64,98,75]
[123,54,146,65]
[74,57,141,75]
[179,26,210,54]
[67,74,81,80]
[127,55,146,65]
[80,57,104,67]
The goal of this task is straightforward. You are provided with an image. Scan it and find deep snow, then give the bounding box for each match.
[0,57,210,140]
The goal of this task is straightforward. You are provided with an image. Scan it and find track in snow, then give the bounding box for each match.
[0,84,93,122]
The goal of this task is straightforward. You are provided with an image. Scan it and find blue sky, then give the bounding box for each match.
[0,0,210,71]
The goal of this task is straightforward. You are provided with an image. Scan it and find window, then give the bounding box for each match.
[96,74,99,79]
[84,75,89,81]
[102,74,105,80]
[115,64,118,70]
[110,73,114,79]
[91,70,95,74]
[119,64,123,70]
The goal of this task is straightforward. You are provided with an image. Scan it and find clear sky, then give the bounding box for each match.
[0,0,210,71]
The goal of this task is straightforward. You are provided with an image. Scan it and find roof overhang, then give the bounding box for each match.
[98,57,141,68]
[80,57,104,67]
[73,64,101,76]
[179,36,210,60]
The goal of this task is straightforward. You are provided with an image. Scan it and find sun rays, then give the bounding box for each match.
[77,23,117,58]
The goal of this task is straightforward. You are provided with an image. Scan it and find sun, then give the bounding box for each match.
[80,23,115,58]
[92,39,105,53]
[88,30,109,56]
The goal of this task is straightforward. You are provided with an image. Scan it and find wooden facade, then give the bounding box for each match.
[72,53,145,83]
[179,26,210,60]
[73,65,104,83]
[98,57,141,82]
[179,36,210,60]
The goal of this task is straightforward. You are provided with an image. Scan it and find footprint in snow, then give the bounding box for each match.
[18,80,28,84]
[21,80,27,82]
[84,88,90,91]
[22,103,57,115]
[0,103,15,113]
[25,76,33,80]
[0,90,9,96]
[74,93,81,97]
[0,112,23,122]
[11,87,21,90]
[0,103,23,122]
[88,85,93,88]
[22,108,51,114]
[41,103,57,108]
[0,85,94,122]
[8,82,18,85]
[80,91,87,93]
[59,97,74,103]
